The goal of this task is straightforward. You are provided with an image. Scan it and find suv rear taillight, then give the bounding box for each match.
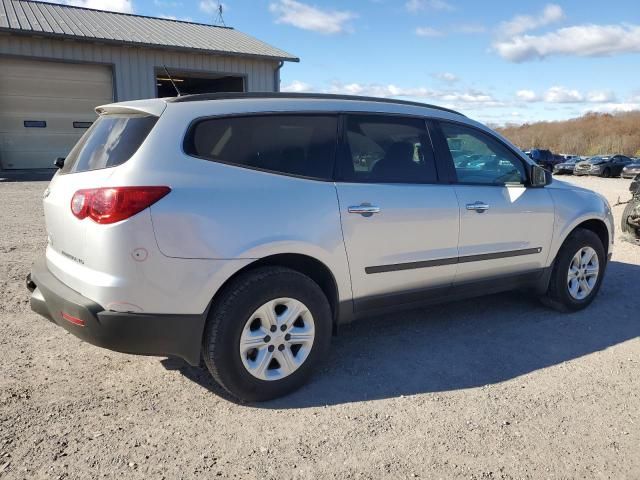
[71,186,171,224]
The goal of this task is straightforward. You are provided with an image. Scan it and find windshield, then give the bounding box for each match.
[61,114,157,174]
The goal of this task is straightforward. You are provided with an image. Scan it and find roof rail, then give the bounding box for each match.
[167,92,465,116]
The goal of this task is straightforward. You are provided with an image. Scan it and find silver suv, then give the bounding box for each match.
[28,93,614,401]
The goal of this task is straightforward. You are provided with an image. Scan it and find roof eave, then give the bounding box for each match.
[0,28,300,63]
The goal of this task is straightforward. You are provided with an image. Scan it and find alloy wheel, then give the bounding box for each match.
[567,246,599,300]
[239,298,315,381]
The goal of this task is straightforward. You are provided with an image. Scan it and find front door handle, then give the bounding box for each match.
[348,204,380,217]
[466,201,490,213]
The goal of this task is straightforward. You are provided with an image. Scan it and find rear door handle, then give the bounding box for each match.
[348,204,380,216]
[466,201,490,213]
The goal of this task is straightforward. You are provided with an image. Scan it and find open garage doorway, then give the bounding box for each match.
[155,68,245,97]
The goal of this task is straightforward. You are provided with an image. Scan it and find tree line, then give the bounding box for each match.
[496,111,640,157]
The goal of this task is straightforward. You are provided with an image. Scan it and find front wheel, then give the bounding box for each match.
[602,168,611,178]
[542,228,606,312]
[202,266,332,402]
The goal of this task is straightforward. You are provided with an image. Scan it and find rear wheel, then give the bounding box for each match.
[542,228,606,312]
[202,266,332,402]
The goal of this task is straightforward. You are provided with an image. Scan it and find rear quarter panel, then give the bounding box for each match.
[131,107,352,306]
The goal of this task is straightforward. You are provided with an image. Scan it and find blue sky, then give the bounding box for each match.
[66,0,640,124]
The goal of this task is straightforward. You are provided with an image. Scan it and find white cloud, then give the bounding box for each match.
[154,0,181,7]
[58,0,134,13]
[583,103,640,114]
[516,87,618,104]
[516,89,538,102]
[158,13,193,21]
[544,86,583,103]
[440,90,498,105]
[325,82,502,108]
[494,24,640,62]
[269,0,356,35]
[199,0,228,14]
[405,0,454,12]
[586,90,616,103]
[281,80,313,93]
[499,3,564,37]
[433,72,458,83]
[454,23,486,34]
[415,26,443,37]
[199,0,216,14]
[417,23,486,38]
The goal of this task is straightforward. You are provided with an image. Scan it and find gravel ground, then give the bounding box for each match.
[0,173,638,479]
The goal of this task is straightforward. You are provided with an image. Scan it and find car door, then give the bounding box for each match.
[335,114,460,312]
[432,120,555,284]
[613,156,631,175]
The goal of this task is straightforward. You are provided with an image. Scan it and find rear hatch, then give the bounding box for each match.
[43,102,163,277]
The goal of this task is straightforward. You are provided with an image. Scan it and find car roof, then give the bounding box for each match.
[165,92,465,117]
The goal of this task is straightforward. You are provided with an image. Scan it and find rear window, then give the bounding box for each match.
[61,115,157,174]
[184,115,338,180]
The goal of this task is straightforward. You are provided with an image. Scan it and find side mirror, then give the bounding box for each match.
[530,164,552,187]
[54,157,65,169]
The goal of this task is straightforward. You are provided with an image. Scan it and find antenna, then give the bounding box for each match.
[214,1,226,26]
[162,65,182,97]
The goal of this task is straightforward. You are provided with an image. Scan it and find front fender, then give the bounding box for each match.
[547,188,614,265]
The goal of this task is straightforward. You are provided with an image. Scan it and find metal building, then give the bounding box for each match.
[0,0,298,169]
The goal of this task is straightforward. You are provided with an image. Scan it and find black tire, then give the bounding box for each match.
[602,168,611,178]
[202,266,332,402]
[542,228,606,312]
[621,198,640,236]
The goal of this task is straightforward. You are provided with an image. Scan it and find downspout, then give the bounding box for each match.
[274,61,284,92]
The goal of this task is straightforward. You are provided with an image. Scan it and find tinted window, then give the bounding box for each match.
[338,115,437,183]
[61,115,157,174]
[440,122,526,185]
[185,115,338,180]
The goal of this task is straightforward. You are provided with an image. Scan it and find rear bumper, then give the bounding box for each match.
[28,257,206,365]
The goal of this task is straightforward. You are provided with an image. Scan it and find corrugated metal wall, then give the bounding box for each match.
[0,34,280,100]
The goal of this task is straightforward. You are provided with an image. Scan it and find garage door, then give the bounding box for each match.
[0,58,113,169]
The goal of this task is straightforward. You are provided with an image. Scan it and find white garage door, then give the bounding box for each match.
[0,57,113,169]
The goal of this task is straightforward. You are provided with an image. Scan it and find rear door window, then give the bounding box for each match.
[61,115,157,174]
[185,115,338,180]
[337,115,437,183]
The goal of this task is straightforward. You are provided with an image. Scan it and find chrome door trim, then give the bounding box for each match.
[365,247,542,274]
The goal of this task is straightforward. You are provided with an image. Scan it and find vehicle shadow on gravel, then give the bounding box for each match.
[166,260,640,407]
[0,169,56,182]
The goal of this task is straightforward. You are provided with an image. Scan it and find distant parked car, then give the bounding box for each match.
[528,149,560,171]
[622,161,640,179]
[553,158,579,175]
[574,155,633,177]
